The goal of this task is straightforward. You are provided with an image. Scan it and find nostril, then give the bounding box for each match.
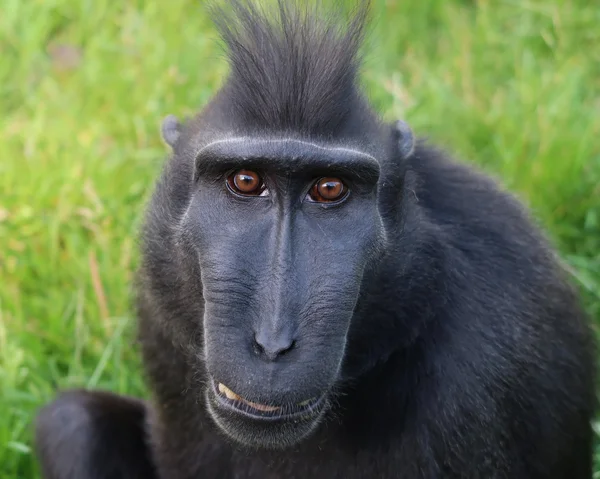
[280,340,296,356]
[252,336,265,356]
[252,333,296,361]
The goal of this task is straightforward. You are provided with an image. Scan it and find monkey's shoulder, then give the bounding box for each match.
[407,143,549,253]
[400,143,579,318]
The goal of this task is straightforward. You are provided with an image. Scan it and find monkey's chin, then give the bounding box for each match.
[205,380,328,449]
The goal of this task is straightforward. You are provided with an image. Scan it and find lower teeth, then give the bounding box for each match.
[217,382,280,411]
[218,383,317,411]
[218,383,241,401]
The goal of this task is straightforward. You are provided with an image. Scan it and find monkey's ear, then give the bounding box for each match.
[161,115,182,148]
[394,120,415,159]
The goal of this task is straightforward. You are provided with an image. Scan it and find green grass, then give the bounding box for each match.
[1,0,599,477]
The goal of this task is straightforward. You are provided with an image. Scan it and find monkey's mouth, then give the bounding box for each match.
[211,380,325,420]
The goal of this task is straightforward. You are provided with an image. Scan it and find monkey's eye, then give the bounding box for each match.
[307,177,348,203]
[226,170,268,197]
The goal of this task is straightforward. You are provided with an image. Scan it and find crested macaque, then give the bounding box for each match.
[34,1,597,478]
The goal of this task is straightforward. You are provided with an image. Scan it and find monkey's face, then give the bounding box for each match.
[177,137,385,448]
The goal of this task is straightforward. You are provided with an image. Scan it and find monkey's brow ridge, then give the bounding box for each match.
[194,137,379,164]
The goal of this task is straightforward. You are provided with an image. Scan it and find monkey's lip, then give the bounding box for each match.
[211,380,325,420]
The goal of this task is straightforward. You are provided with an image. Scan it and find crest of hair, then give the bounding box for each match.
[210,0,372,136]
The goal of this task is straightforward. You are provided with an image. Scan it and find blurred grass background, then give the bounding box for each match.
[0,0,599,477]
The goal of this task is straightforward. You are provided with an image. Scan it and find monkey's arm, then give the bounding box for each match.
[35,390,158,479]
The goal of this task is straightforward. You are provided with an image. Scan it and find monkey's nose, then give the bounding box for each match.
[252,332,296,361]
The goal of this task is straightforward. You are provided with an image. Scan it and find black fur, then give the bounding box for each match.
[35,1,596,478]
[210,0,372,136]
[34,390,157,479]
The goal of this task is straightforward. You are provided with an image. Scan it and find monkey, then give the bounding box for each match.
[34,1,597,478]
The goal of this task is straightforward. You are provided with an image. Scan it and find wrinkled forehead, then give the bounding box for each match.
[194,137,381,182]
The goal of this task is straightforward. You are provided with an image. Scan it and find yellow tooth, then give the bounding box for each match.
[218,383,281,411]
[245,399,280,412]
[225,390,240,401]
[218,383,240,401]
[298,398,313,407]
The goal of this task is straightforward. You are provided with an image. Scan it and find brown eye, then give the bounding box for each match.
[308,177,348,203]
[227,170,267,196]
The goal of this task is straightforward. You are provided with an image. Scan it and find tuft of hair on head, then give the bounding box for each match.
[209,0,373,137]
